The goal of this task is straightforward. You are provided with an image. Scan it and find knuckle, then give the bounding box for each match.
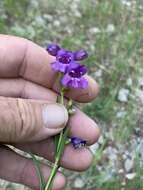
[0,97,18,142]
[16,98,40,142]
[0,97,41,142]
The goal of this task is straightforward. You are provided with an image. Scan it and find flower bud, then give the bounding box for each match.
[70,137,86,149]
[46,43,60,56]
[74,49,88,61]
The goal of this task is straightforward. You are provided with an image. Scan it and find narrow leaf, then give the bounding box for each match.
[29,152,45,190]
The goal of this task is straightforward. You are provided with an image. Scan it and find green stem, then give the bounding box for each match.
[56,88,65,153]
[60,87,64,104]
[44,158,59,190]
[44,87,70,190]
[56,130,63,153]
[44,127,69,190]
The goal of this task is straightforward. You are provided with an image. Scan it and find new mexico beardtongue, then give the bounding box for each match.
[43,43,88,190]
[70,137,87,149]
[62,63,88,89]
[46,43,88,89]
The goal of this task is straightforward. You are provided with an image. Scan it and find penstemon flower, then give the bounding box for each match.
[51,49,74,73]
[46,44,60,56]
[62,63,88,89]
[31,43,88,190]
[47,44,88,74]
[45,44,88,190]
[70,137,86,148]
[74,48,88,61]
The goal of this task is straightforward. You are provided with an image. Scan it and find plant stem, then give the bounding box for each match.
[44,157,59,190]
[56,88,65,153]
[44,126,69,190]
[44,87,70,190]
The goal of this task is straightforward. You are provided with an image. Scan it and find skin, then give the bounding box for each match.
[0,35,100,190]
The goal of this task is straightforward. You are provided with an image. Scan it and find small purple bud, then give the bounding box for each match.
[74,49,88,61]
[46,44,60,56]
[70,137,86,149]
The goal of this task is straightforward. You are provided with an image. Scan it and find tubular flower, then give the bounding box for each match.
[62,63,88,89]
[46,43,60,56]
[70,137,86,148]
[74,49,88,61]
[46,43,88,74]
[51,49,74,73]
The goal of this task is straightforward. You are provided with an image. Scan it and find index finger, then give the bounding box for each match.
[0,35,99,102]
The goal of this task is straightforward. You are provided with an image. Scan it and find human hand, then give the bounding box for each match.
[0,35,100,190]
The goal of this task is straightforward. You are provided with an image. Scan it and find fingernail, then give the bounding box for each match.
[42,104,68,128]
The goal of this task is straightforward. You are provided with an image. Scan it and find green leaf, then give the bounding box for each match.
[29,152,45,190]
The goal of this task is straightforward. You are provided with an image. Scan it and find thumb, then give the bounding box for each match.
[0,96,68,143]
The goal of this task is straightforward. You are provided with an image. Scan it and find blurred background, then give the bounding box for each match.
[0,0,143,189]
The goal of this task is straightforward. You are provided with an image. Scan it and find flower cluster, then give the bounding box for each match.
[47,44,88,89]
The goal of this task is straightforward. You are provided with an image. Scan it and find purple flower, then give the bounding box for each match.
[46,44,60,56]
[57,49,74,63]
[51,49,74,73]
[62,63,88,89]
[74,49,88,61]
[70,137,86,149]
[47,43,88,74]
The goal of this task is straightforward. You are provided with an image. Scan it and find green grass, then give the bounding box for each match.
[0,0,143,189]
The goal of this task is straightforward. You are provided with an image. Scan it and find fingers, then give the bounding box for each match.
[14,110,100,172]
[0,35,99,102]
[0,78,57,102]
[0,78,98,103]
[69,108,100,145]
[15,139,93,172]
[0,79,100,144]
[14,108,99,171]
[0,96,68,143]
[0,145,66,190]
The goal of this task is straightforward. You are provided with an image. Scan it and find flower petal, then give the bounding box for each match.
[79,77,88,89]
[51,62,68,73]
[71,78,80,88]
[46,44,60,56]
[58,63,69,73]
[74,49,88,61]
[67,62,79,72]
[51,62,60,71]
[70,137,86,149]
[62,74,71,87]
[68,63,88,78]
[57,49,67,57]
[57,49,74,64]
[80,65,88,75]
